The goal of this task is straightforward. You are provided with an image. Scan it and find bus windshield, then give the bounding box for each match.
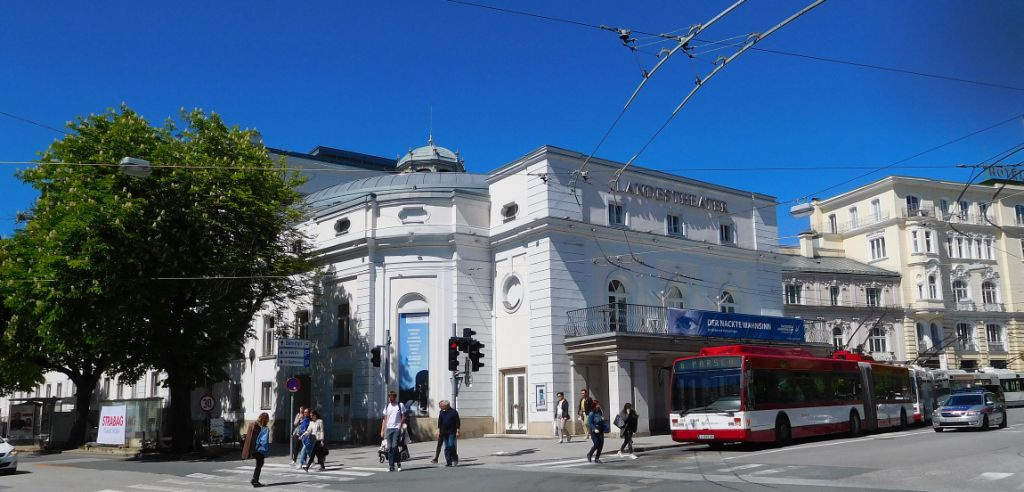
[672,356,742,414]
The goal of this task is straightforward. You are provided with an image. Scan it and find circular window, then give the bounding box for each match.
[334,218,351,235]
[501,275,523,312]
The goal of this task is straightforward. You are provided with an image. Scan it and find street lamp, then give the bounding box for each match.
[119,156,152,178]
[248,349,256,412]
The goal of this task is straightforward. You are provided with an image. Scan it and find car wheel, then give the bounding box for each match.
[981,415,990,431]
[999,412,1008,429]
[933,427,943,432]
[849,411,861,437]
[774,415,792,447]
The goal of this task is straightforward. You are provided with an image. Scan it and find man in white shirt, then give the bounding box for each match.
[554,392,571,443]
[379,390,406,472]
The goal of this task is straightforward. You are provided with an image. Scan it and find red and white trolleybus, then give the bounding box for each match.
[670,345,914,446]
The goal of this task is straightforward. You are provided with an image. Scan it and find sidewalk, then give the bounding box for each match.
[265,433,691,468]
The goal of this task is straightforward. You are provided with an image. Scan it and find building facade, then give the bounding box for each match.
[796,175,1024,370]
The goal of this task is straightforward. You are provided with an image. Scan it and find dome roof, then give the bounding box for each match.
[396,136,464,172]
[306,172,488,211]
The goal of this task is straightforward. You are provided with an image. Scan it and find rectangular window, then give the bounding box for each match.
[946,237,953,257]
[719,223,734,244]
[666,214,683,236]
[338,302,352,347]
[924,230,933,253]
[294,309,310,339]
[150,372,159,397]
[866,288,881,307]
[986,324,1005,352]
[833,330,845,350]
[955,237,964,258]
[46,384,52,398]
[984,238,993,260]
[871,200,882,221]
[103,378,111,400]
[959,200,970,220]
[829,286,840,306]
[911,230,920,253]
[56,383,62,398]
[260,382,273,410]
[978,203,988,221]
[263,317,276,356]
[1017,205,1024,225]
[956,323,975,351]
[869,237,886,260]
[116,381,124,400]
[869,328,887,353]
[608,203,625,226]
[785,285,802,305]
[231,382,242,411]
[939,199,950,217]
[974,238,983,259]
[849,207,859,229]
[828,214,837,234]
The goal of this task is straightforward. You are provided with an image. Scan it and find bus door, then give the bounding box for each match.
[858,362,878,431]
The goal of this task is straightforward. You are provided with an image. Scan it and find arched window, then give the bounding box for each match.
[916,322,928,351]
[952,280,968,302]
[832,326,844,350]
[665,286,684,309]
[905,195,920,216]
[981,281,998,305]
[869,327,887,353]
[927,275,938,299]
[607,280,627,332]
[956,322,975,351]
[719,291,736,313]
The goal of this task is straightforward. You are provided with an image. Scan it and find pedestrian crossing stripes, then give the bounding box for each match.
[92,462,381,492]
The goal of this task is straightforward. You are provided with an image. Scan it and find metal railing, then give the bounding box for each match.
[955,301,975,312]
[564,303,831,345]
[831,212,890,234]
[901,206,934,219]
[955,340,978,353]
[981,303,1004,312]
[988,341,1007,352]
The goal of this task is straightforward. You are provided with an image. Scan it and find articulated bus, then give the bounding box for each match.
[670,345,914,446]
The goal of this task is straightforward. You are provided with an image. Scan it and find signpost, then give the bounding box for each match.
[199,394,215,413]
[278,339,312,368]
[285,377,302,459]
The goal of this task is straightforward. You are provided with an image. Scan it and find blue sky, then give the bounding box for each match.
[2,0,1023,244]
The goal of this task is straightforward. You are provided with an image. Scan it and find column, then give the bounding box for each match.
[605,351,651,435]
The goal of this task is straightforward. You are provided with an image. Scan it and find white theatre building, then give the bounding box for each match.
[233,138,829,444]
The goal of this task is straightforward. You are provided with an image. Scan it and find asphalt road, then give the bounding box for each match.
[6,407,1024,492]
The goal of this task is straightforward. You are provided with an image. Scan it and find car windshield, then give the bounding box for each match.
[944,394,983,406]
[672,356,742,414]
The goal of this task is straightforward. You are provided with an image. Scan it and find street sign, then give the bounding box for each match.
[286,377,302,393]
[278,339,311,368]
[199,394,215,413]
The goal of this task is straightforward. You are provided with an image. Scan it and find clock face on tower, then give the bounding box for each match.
[502,274,523,313]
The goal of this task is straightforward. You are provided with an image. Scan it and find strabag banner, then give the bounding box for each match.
[667,308,804,343]
[97,405,127,445]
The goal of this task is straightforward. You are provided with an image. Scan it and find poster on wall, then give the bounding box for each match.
[535,384,548,411]
[667,308,804,343]
[97,405,127,445]
[8,403,37,441]
[399,313,430,415]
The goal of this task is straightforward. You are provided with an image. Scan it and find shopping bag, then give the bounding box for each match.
[613,414,624,428]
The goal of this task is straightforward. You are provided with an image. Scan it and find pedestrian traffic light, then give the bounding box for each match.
[468,340,485,372]
[370,346,382,367]
[448,337,462,371]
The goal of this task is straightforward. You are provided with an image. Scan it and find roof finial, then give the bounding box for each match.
[428,106,434,146]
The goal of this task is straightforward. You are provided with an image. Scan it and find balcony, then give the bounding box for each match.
[955,340,978,353]
[954,301,976,312]
[981,303,1005,312]
[988,341,1007,353]
[901,206,934,219]
[945,212,992,226]
[831,212,890,234]
[564,303,831,345]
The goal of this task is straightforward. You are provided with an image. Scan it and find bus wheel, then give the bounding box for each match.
[849,411,861,437]
[774,416,791,447]
[898,410,908,430]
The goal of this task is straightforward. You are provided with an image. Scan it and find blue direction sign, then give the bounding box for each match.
[286,377,302,393]
[278,339,312,368]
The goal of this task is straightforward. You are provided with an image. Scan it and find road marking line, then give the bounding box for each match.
[217,468,354,481]
[715,463,765,472]
[976,472,1013,480]
[344,466,390,472]
[185,473,223,480]
[520,458,588,467]
[128,485,196,492]
[750,466,802,476]
[552,458,628,468]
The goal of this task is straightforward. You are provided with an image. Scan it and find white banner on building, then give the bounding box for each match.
[97,405,127,445]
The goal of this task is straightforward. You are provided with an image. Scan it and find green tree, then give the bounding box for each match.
[3,106,311,450]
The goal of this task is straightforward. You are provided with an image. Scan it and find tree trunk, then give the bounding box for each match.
[66,375,99,449]
[166,367,195,453]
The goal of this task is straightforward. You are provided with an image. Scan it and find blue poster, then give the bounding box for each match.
[399,313,429,415]
[667,308,805,343]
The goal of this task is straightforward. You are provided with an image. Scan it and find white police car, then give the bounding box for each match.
[0,437,17,474]
[933,390,1007,432]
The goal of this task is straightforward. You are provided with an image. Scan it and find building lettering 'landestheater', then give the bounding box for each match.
[241,138,822,443]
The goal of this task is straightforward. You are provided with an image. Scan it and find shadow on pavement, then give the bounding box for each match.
[490,448,539,456]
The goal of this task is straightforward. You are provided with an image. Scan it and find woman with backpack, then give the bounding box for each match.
[586,400,607,463]
[243,412,270,488]
[616,402,639,459]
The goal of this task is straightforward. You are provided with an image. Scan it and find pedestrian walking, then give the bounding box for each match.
[577,388,593,438]
[302,410,327,471]
[291,406,308,465]
[586,400,607,463]
[243,412,270,488]
[616,402,639,459]
[554,392,571,443]
[436,400,461,467]
[379,390,407,472]
[293,408,312,468]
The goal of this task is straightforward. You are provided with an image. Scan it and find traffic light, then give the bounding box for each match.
[463,328,477,339]
[370,346,382,367]
[468,340,485,372]
[448,337,462,371]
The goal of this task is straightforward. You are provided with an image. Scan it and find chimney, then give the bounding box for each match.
[798,231,817,258]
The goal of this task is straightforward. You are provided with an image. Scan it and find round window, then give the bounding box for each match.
[501,275,523,312]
